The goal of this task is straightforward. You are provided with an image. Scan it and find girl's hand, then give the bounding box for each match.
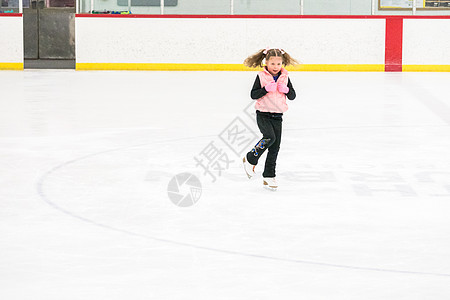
[277,82,289,94]
[265,81,277,92]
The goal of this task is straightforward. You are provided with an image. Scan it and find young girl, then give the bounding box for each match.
[242,48,298,190]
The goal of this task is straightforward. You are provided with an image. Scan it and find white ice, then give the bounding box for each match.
[1,70,450,299]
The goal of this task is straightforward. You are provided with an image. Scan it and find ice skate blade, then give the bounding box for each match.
[243,157,254,179]
[263,182,277,191]
[263,185,277,191]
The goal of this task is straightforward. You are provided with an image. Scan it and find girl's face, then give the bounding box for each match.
[266,56,283,76]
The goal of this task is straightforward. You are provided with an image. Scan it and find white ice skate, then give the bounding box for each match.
[243,156,255,179]
[263,177,278,191]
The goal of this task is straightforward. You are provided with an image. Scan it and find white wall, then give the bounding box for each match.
[75,17,386,65]
[403,19,450,65]
[0,16,23,64]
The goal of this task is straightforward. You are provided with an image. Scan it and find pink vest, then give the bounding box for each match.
[255,67,289,113]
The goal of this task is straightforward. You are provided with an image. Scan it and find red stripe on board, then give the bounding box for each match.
[385,17,403,72]
[75,14,387,18]
[75,14,450,19]
[401,15,450,19]
[0,13,22,17]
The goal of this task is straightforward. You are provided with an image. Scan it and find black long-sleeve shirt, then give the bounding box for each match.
[250,75,296,100]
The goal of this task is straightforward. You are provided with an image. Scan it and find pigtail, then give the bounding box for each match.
[281,51,299,67]
[243,49,267,68]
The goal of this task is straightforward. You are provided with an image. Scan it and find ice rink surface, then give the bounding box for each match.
[1,70,450,299]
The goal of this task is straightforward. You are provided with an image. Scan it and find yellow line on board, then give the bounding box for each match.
[403,65,450,72]
[0,63,23,70]
[76,63,250,71]
[76,63,385,72]
[296,64,384,72]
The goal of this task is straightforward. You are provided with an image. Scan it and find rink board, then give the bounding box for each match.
[403,18,450,71]
[0,14,24,70]
[75,16,386,71]
[74,15,450,72]
[1,15,450,71]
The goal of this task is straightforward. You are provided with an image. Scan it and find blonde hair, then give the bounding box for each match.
[243,48,299,68]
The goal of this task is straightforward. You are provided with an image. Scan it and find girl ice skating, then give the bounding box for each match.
[242,48,298,190]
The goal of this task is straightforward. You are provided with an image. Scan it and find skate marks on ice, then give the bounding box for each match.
[35,137,450,278]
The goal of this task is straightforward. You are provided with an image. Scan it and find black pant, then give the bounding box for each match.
[246,111,283,178]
